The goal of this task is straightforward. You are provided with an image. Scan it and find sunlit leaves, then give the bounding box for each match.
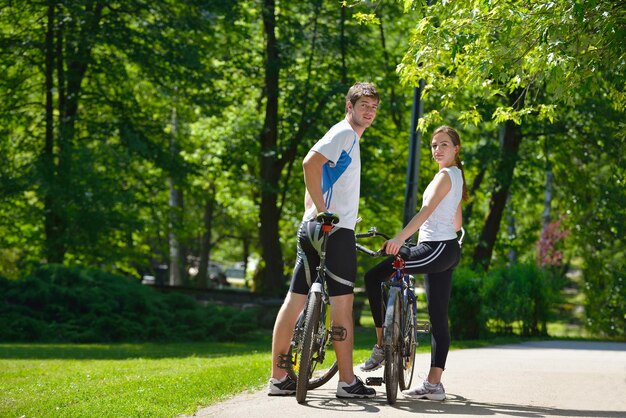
[400,0,625,125]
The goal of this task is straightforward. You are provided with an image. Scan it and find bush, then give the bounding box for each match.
[481,263,561,336]
[0,264,257,343]
[449,266,485,339]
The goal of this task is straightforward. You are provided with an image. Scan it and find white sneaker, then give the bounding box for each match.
[402,380,446,401]
[360,344,384,372]
[267,375,296,396]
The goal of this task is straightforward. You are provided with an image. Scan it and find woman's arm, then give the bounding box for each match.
[384,171,452,255]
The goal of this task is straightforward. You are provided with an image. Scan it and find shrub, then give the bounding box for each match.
[0,264,257,343]
[449,266,486,339]
[481,263,561,336]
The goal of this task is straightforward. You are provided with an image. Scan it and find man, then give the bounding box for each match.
[268,82,379,398]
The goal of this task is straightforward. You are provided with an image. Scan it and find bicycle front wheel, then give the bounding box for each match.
[400,297,416,390]
[383,287,401,405]
[296,291,322,403]
[287,313,337,389]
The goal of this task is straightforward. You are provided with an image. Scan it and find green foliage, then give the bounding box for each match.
[0,265,257,343]
[582,251,626,338]
[0,0,624,333]
[449,266,485,340]
[449,263,569,339]
[481,263,562,337]
[400,0,625,128]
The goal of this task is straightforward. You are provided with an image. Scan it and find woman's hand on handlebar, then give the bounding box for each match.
[383,237,404,256]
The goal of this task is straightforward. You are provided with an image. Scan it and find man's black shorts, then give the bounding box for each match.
[289,220,356,297]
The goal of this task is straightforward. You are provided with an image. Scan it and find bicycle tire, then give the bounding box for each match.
[399,297,416,390]
[287,313,338,389]
[296,291,322,403]
[383,287,401,404]
[308,360,338,389]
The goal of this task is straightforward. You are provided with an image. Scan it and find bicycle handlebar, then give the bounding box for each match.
[355,227,410,260]
[355,227,391,241]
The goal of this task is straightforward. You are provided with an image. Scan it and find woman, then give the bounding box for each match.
[361,125,468,401]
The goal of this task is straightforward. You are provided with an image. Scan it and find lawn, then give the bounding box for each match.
[0,337,274,418]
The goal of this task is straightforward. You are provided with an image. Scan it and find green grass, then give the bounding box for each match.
[0,336,274,418]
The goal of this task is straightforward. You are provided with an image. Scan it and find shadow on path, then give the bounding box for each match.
[299,393,624,417]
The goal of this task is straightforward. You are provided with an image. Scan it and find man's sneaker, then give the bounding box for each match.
[401,380,446,401]
[336,376,377,399]
[267,375,296,396]
[360,344,384,372]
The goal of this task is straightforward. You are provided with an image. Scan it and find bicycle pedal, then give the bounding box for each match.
[329,325,347,341]
[416,320,431,333]
[365,377,383,386]
[276,353,294,370]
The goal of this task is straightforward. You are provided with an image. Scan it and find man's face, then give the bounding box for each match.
[348,96,378,129]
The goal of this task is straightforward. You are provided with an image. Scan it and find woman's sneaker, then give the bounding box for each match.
[401,380,446,401]
[336,376,377,398]
[360,344,384,371]
[267,375,296,396]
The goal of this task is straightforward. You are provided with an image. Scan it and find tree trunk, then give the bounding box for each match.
[339,3,347,84]
[506,194,517,263]
[258,0,284,295]
[42,1,104,263]
[472,118,523,271]
[43,0,64,263]
[168,106,186,286]
[198,183,215,288]
[541,144,553,231]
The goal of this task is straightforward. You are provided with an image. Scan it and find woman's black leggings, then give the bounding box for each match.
[364,238,460,369]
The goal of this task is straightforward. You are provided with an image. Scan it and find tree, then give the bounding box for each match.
[399,0,626,270]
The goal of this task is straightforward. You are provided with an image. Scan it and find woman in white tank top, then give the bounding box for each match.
[361,126,469,401]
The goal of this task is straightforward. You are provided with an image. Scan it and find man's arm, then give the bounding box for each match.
[302,150,329,213]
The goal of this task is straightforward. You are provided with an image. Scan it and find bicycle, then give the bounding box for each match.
[355,227,430,405]
[279,212,341,404]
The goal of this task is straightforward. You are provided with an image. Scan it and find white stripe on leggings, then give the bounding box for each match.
[404,242,446,268]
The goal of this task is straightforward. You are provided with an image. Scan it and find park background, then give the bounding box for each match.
[0,1,625,416]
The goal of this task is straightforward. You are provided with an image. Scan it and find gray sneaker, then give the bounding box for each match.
[360,344,384,372]
[402,380,446,401]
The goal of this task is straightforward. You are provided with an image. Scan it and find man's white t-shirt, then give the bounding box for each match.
[418,166,463,243]
[303,118,361,230]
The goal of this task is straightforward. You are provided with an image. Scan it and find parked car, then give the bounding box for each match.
[207,261,229,287]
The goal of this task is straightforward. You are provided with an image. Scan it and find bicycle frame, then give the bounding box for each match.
[294,213,340,404]
[356,227,421,404]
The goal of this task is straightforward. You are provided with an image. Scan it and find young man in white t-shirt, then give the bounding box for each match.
[268,82,380,398]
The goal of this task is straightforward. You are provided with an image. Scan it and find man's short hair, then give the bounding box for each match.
[346,82,379,112]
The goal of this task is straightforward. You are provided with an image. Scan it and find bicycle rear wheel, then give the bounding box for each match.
[399,297,416,390]
[383,287,401,404]
[296,291,322,403]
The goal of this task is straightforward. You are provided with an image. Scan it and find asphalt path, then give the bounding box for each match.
[189,340,626,418]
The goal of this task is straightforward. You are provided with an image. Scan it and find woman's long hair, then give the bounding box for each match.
[432,125,469,201]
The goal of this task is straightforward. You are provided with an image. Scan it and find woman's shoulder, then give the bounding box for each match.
[440,166,461,174]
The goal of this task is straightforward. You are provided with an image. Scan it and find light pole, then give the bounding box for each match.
[402,80,425,229]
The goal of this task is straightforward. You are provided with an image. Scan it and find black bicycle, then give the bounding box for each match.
[355,227,430,405]
[281,212,341,404]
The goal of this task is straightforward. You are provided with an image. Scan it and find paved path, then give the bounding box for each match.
[189,341,626,418]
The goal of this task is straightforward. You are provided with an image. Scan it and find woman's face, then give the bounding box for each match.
[431,132,459,166]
